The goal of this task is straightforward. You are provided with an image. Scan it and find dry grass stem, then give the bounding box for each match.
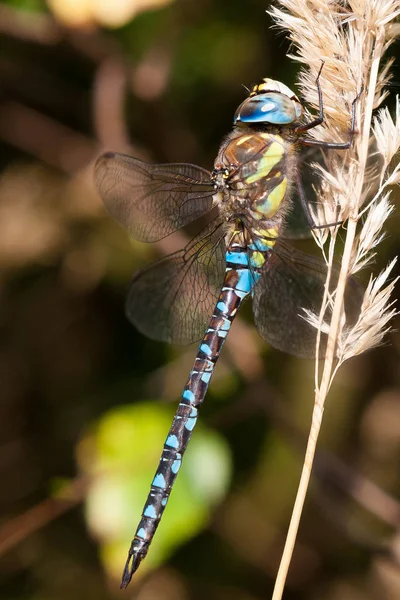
[268,1,400,598]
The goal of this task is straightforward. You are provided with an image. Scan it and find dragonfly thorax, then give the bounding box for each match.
[214,129,295,233]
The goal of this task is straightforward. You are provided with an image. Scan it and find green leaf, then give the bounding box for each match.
[77,401,232,580]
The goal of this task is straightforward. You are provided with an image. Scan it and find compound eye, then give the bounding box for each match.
[233,100,246,124]
[234,92,298,125]
[294,101,303,119]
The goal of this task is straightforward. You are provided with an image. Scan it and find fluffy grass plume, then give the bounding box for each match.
[268,1,400,598]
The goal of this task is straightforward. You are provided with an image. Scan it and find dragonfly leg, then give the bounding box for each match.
[295,170,342,230]
[295,60,325,134]
[295,60,362,150]
[301,87,362,149]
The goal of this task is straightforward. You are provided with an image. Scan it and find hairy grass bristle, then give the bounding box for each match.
[268,1,400,598]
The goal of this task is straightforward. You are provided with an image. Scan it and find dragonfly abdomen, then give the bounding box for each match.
[121,234,252,586]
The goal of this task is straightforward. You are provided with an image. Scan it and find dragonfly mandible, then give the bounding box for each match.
[94,69,359,587]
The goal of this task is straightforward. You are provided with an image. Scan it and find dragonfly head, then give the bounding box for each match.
[234,78,303,126]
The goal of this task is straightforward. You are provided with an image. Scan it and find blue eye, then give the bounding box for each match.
[234,92,297,125]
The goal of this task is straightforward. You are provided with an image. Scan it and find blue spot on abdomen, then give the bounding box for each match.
[171,455,182,474]
[144,504,157,519]
[200,343,212,356]
[166,434,179,449]
[185,416,197,431]
[152,473,166,489]
[183,389,195,402]
[235,268,252,293]
[216,301,228,313]
[201,372,211,383]
[226,251,249,266]
[220,318,231,331]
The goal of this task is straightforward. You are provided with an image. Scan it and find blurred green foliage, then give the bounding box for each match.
[79,402,232,579]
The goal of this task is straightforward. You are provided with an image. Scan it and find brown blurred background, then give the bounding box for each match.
[1,1,400,599]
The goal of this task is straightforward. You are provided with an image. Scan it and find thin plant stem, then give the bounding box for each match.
[272,18,392,600]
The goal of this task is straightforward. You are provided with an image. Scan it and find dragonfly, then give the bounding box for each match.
[94,69,360,587]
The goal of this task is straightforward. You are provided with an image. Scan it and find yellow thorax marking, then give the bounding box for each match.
[236,135,252,145]
[248,177,288,221]
[246,141,284,184]
[262,178,287,213]
[259,133,284,144]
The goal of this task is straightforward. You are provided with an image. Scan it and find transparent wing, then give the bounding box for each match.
[282,194,311,239]
[281,147,325,239]
[126,221,226,345]
[252,241,362,358]
[94,152,215,242]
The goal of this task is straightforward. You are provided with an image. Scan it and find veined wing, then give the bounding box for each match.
[94,152,215,242]
[252,241,362,358]
[282,146,330,239]
[281,194,311,239]
[126,221,226,345]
